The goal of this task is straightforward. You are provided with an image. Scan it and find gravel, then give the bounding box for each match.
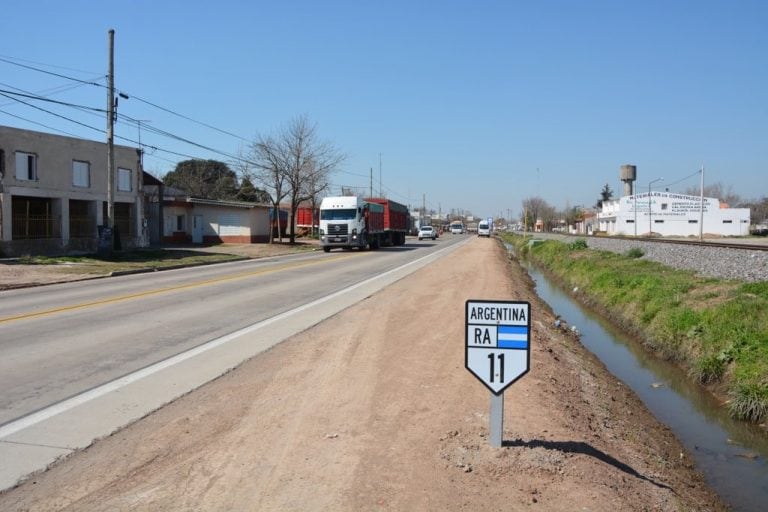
[526,234,768,283]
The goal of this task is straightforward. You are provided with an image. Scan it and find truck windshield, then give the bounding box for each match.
[321,209,357,221]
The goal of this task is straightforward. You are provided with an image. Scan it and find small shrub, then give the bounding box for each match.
[625,247,644,259]
[691,354,727,384]
[729,383,768,422]
[568,239,588,250]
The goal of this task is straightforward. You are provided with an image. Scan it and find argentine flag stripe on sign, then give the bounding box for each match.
[497,325,528,349]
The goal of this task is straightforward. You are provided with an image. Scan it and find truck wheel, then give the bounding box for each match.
[323,246,331,253]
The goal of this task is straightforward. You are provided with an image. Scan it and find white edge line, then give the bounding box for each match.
[0,239,468,440]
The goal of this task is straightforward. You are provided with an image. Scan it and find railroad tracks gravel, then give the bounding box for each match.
[526,234,768,282]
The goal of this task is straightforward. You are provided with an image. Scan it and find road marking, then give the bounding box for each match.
[0,253,355,324]
[0,238,468,439]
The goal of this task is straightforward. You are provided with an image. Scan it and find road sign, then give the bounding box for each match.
[465,300,531,395]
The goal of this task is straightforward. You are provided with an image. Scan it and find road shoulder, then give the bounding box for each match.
[0,237,725,511]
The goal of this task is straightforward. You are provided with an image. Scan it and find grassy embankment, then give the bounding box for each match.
[502,233,768,423]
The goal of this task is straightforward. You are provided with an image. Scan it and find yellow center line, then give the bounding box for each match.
[0,253,357,324]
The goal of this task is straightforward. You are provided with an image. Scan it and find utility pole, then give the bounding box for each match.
[699,166,705,241]
[379,153,382,197]
[106,29,115,231]
[369,167,373,197]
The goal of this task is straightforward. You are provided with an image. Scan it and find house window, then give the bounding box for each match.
[654,219,664,223]
[688,220,698,224]
[176,215,185,231]
[118,167,132,191]
[73,160,90,188]
[723,220,733,224]
[15,151,37,181]
[626,219,634,223]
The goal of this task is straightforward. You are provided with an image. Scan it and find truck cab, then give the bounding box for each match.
[319,196,383,252]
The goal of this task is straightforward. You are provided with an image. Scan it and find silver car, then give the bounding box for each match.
[418,225,436,240]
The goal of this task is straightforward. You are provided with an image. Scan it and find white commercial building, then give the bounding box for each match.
[597,192,750,237]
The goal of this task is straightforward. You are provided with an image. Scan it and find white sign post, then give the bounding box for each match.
[465,300,531,447]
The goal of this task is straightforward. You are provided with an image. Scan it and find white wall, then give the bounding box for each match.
[599,193,750,237]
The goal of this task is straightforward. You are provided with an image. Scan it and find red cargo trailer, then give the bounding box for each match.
[295,206,319,228]
[364,197,409,246]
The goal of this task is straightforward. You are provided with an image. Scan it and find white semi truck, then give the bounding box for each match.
[319,196,384,252]
[319,196,409,252]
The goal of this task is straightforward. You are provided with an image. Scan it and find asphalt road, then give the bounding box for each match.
[0,235,469,490]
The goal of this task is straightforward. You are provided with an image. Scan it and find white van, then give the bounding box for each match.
[477,221,491,237]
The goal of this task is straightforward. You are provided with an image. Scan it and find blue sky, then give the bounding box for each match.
[1,1,766,219]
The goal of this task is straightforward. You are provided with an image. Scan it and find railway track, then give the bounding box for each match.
[615,236,768,252]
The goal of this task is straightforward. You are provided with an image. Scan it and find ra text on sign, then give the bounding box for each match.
[465,300,531,394]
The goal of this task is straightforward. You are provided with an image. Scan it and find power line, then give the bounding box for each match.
[125,94,251,143]
[0,54,430,205]
[0,79,101,108]
[664,169,703,190]
[0,53,101,76]
[0,108,83,138]
[0,92,104,134]
[1,53,249,145]
[0,88,106,113]
[0,56,104,87]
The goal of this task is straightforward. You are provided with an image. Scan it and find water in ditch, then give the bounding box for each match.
[524,264,768,511]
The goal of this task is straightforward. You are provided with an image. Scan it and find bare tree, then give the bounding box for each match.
[243,135,289,244]
[302,157,331,238]
[277,115,345,244]
[522,197,553,231]
[683,181,742,206]
[244,116,344,244]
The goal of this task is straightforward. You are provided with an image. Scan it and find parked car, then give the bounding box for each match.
[418,225,436,240]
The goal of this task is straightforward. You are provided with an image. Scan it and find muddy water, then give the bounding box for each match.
[526,266,768,511]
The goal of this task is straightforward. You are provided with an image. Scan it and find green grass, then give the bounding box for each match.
[502,233,768,423]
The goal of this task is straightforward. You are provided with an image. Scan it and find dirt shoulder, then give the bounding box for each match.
[0,238,726,511]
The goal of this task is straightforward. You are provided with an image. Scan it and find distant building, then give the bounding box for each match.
[0,125,146,256]
[597,192,750,237]
[161,196,270,244]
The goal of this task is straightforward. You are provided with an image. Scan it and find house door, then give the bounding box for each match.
[192,215,204,243]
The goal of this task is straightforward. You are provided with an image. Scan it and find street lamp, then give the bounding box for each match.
[648,177,663,236]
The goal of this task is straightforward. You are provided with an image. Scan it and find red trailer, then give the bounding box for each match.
[295,206,319,228]
[364,197,409,246]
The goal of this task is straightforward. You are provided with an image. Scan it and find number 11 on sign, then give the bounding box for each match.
[488,352,504,383]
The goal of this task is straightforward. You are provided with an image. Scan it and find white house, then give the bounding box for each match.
[161,196,271,244]
[597,192,750,237]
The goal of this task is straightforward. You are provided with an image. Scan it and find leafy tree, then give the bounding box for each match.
[595,183,613,209]
[163,159,238,200]
[237,177,270,203]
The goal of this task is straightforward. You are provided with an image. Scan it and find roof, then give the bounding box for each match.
[186,197,269,209]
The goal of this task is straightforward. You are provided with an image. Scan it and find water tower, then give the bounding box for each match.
[620,164,637,197]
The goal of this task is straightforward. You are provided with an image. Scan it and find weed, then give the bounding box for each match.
[568,239,588,250]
